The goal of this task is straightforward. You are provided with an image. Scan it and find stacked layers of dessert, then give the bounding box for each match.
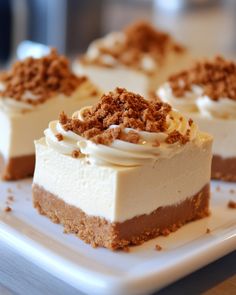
[33,88,212,250]
[158,56,236,181]
[73,21,192,97]
[0,49,100,180]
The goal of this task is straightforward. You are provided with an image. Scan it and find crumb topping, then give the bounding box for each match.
[228,200,236,209]
[168,56,236,101]
[58,88,184,146]
[55,133,63,141]
[0,48,87,105]
[188,118,193,126]
[72,150,81,158]
[123,21,184,58]
[81,21,185,72]
[165,130,189,145]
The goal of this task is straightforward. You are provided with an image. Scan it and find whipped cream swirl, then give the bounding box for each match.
[196,96,236,119]
[85,32,157,73]
[158,82,236,119]
[44,120,82,155]
[157,82,203,113]
[86,32,126,67]
[0,90,40,113]
[45,107,198,167]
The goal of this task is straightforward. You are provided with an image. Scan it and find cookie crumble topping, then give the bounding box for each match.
[0,49,86,105]
[55,133,63,141]
[59,88,185,145]
[168,56,236,101]
[165,130,189,145]
[81,21,185,72]
[72,150,81,158]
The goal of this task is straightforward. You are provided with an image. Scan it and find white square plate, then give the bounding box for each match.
[0,179,235,295]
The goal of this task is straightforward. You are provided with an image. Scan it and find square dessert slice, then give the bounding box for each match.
[33,88,212,250]
[73,21,192,98]
[0,49,100,180]
[158,56,236,181]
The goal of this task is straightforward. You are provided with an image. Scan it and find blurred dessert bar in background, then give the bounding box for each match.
[0,49,100,180]
[158,56,236,181]
[73,21,193,98]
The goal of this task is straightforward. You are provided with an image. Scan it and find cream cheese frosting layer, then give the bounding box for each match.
[44,106,198,167]
[0,82,99,159]
[34,134,212,222]
[73,64,151,97]
[189,113,236,159]
[196,96,236,119]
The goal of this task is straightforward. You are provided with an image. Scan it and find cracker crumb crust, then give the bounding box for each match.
[228,200,236,209]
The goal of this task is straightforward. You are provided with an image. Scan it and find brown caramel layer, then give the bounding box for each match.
[0,154,35,180]
[33,184,210,250]
[212,155,236,182]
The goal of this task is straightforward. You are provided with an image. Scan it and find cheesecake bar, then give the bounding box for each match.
[158,56,236,181]
[33,88,212,250]
[73,21,192,97]
[0,49,100,180]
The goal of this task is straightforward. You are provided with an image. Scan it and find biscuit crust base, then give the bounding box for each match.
[212,155,236,182]
[0,154,35,180]
[32,184,210,250]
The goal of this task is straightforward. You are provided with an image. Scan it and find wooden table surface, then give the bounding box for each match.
[0,241,235,295]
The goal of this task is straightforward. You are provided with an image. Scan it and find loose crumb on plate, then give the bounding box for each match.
[16,183,22,189]
[229,189,235,194]
[4,206,12,212]
[216,186,221,192]
[5,195,15,207]
[155,244,162,251]
[7,195,14,202]
[206,228,211,234]
[228,200,236,209]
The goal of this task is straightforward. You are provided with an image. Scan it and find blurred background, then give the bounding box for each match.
[0,0,236,66]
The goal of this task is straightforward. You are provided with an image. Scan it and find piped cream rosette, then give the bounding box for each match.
[158,82,236,119]
[45,105,198,167]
